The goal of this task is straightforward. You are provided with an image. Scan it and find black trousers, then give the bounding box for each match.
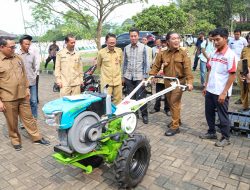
[124,78,148,116]
[154,83,170,112]
[45,56,56,70]
[205,91,230,139]
[193,53,200,71]
[36,75,39,103]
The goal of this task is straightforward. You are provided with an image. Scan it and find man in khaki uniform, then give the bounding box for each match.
[55,34,83,97]
[149,32,194,136]
[97,33,123,105]
[238,34,250,111]
[0,37,50,151]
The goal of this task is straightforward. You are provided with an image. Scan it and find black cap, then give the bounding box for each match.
[160,35,166,42]
[19,34,33,42]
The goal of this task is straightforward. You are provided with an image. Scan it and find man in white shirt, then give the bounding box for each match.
[199,31,215,87]
[200,28,238,147]
[228,29,248,60]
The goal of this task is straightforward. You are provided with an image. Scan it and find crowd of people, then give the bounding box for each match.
[0,27,250,151]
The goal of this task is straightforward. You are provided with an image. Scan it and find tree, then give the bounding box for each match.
[177,0,249,30]
[132,4,189,34]
[18,0,147,49]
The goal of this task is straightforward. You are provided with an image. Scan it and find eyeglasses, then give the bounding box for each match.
[5,45,16,50]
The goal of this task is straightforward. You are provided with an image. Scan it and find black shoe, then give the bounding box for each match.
[135,112,139,119]
[149,109,160,114]
[199,133,217,139]
[165,128,180,136]
[13,144,22,151]
[165,111,171,116]
[142,116,148,124]
[167,120,182,128]
[234,99,242,105]
[34,138,50,146]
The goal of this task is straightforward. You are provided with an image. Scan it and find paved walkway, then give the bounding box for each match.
[0,73,249,190]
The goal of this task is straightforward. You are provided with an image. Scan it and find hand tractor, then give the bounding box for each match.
[42,76,186,188]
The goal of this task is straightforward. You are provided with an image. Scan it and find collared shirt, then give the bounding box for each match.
[0,52,29,101]
[97,47,123,86]
[228,37,248,60]
[149,47,193,86]
[55,48,83,87]
[207,46,238,96]
[123,42,149,81]
[17,49,37,86]
[199,40,215,62]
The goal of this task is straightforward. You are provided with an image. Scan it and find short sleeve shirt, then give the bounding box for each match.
[228,37,248,60]
[199,40,215,62]
[206,46,238,96]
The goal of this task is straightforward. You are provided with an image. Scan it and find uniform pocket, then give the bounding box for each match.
[0,68,7,79]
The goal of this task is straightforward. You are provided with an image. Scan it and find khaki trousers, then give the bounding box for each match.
[237,71,250,109]
[107,85,122,105]
[3,98,41,145]
[240,81,250,109]
[166,87,183,130]
[60,85,81,97]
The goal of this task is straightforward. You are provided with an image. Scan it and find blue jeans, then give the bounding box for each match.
[29,85,38,118]
[200,61,207,86]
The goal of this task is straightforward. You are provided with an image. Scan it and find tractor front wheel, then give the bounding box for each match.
[114,133,151,188]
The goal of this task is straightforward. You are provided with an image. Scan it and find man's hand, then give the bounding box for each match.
[0,101,6,112]
[218,92,227,104]
[202,88,206,96]
[25,88,30,101]
[186,84,193,91]
[56,82,63,88]
[122,78,125,86]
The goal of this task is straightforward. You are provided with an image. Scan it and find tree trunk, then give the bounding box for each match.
[96,20,103,50]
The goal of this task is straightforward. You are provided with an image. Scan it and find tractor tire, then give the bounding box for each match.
[114,133,151,188]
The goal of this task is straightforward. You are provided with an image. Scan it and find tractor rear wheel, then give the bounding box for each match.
[114,133,151,188]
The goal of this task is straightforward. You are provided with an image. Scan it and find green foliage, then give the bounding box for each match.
[132,4,188,34]
[178,0,249,29]
[236,22,250,31]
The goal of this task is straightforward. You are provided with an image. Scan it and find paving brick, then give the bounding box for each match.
[238,182,250,190]
[148,183,165,190]
[195,170,208,181]
[171,159,184,168]
[154,175,168,186]
[183,171,196,181]
[225,184,238,190]
[191,179,212,190]
[231,164,244,176]
[217,175,239,187]
[80,180,99,190]
[204,177,226,188]
[180,164,199,174]
[208,168,221,179]
[140,175,155,188]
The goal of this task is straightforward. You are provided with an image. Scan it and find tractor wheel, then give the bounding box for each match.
[114,133,151,188]
[68,111,101,154]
